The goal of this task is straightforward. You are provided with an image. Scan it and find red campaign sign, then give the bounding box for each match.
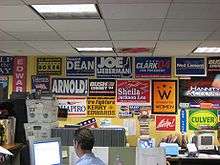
[13,56,27,92]
[117,80,150,103]
[156,115,176,131]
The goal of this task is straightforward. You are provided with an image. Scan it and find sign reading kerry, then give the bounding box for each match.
[188,109,218,130]
[96,57,132,78]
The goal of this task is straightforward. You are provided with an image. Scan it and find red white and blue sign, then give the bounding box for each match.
[66,57,95,76]
[0,56,13,75]
[180,108,187,133]
[96,57,132,78]
[135,57,171,78]
[175,58,206,77]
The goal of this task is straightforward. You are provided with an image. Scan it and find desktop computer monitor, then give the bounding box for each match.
[29,137,62,165]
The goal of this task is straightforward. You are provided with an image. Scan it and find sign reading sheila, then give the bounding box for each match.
[66,57,95,76]
[96,57,132,78]
[51,78,88,96]
[152,80,177,114]
[135,57,171,78]
[175,58,206,77]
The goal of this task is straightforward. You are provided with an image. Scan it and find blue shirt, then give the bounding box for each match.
[75,153,105,165]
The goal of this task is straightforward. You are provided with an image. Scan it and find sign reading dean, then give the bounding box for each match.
[152,80,177,114]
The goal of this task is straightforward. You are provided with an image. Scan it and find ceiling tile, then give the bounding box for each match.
[173,0,220,3]
[117,52,152,56]
[98,0,171,3]
[206,32,220,41]
[100,4,170,19]
[46,20,106,32]
[58,31,110,40]
[8,31,63,41]
[0,5,41,20]
[160,31,210,41]
[79,52,117,56]
[0,31,17,40]
[153,41,200,56]
[199,41,220,47]
[0,20,52,32]
[106,19,164,31]
[110,31,160,40]
[69,41,113,47]
[26,41,77,53]
[0,0,24,5]
[113,41,156,48]
[189,53,220,57]
[163,19,220,32]
[25,0,97,4]
[168,3,220,19]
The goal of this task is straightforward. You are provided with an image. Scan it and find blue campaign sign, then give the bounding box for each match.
[180,108,187,133]
[0,56,13,75]
[135,57,171,78]
[175,58,206,76]
[96,56,132,78]
[66,57,95,76]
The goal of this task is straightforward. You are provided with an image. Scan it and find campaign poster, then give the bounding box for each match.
[96,57,132,78]
[51,78,88,96]
[180,108,187,133]
[188,109,218,130]
[37,57,62,75]
[118,105,149,118]
[117,80,150,104]
[89,79,115,96]
[31,75,50,92]
[152,80,177,114]
[0,76,8,99]
[0,56,13,75]
[175,57,206,77]
[12,56,27,92]
[66,57,95,76]
[207,57,220,74]
[87,96,116,118]
[156,115,176,131]
[57,97,87,117]
[179,76,220,109]
[135,57,171,78]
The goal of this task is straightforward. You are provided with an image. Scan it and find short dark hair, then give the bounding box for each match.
[74,128,95,151]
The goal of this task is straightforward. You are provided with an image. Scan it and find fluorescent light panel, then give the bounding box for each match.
[76,47,113,52]
[32,4,97,13]
[193,47,220,53]
[31,4,100,19]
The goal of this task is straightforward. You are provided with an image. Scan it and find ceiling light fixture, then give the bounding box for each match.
[76,47,113,52]
[31,4,100,19]
[193,47,220,53]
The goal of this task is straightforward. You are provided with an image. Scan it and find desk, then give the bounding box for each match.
[1,143,23,165]
[167,153,220,165]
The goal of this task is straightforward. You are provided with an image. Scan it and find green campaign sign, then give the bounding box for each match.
[188,109,218,130]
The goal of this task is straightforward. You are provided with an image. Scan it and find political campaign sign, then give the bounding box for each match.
[32,75,50,92]
[89,79,115,96]
[66,57,95,76]
[135,57,171,78]
[96,56,132,78]
[0,56,13,75]
[51,78,88,96]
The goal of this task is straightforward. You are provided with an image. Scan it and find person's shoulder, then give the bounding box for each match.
[95,156,105,165]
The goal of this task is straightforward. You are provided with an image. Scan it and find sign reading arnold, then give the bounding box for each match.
[96,57,132,78]
[51,77,88,96]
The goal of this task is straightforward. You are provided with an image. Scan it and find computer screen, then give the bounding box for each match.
[29,137,62,165]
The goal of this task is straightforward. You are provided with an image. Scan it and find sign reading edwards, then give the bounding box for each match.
[175,57,206,77]
[96,57,132,78]
[51,78,88,96]
[66,57,95,76]
[189,109,218,130]
[0,56,13,75]
[89,79,116,96]
[37,57,62,75]
[135,57,171,78]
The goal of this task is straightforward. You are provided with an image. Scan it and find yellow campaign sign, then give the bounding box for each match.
[87,96,116,118]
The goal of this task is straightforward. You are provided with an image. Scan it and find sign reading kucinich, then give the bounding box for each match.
[51,77,88,96]
[175,57,206,77]
[96,57,132,78]
[66,57,95,76]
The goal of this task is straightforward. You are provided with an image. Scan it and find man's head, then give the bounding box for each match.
[73,128,95,157]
